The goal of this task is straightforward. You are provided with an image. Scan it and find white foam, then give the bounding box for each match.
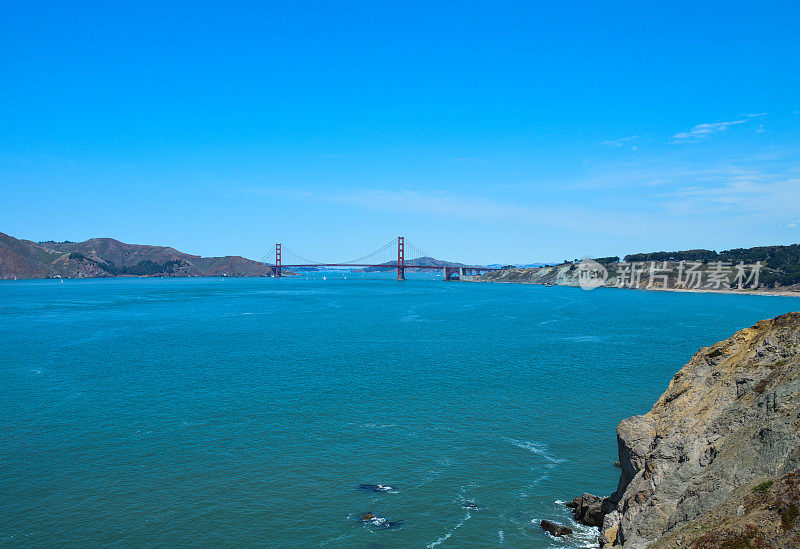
[319,532,356,546]
[532,514,601,548]
[501,436,566,464]
[426,511,472,548]
[400,313,422,322]
[360,422,397,429]
[537,318,563,326]
[562,335,604,343]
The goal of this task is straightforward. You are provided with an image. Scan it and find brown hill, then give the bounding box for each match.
[0,232,274,279]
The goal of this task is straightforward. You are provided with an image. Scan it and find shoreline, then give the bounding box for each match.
[476,279,800,298]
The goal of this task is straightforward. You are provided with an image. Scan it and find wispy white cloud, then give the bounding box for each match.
[326,189,535,221]
[672,119,748,141]
[240,186,541,222]
[234,142,800,255]
[659,174,800,216]
[672,113,766,142]
[601,135,639,146]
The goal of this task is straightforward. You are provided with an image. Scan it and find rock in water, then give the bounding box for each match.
[581,313,800,547]
[566,493,611,527]
[540,519,573,536]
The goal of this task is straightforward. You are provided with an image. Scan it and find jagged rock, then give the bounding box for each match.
[600,510,621,547]
[565,496,579,508]
[540,519,573,537]
[567,493,610,527]
[590,313,800,547]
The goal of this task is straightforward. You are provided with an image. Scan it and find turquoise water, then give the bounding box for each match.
[1,276,798,548]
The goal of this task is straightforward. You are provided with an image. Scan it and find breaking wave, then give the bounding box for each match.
[425,511,472,548]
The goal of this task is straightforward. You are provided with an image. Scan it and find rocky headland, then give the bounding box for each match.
[479,263,800,295]
[481,243,800,294]
[569,312,800,547]
[0,231,276,279]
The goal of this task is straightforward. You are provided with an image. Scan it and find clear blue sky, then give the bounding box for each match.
[2,1,798,264]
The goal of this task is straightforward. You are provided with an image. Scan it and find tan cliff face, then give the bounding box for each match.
[480,264,800,294]
[602,312,800,547]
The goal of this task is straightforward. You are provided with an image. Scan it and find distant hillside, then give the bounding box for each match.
[356,256,465,272]
[486,263,548,269]
[0,232,274,279]
[481,243,800,292]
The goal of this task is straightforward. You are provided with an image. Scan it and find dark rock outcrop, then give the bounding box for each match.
[540,519,573,537]
[567,493,611,527]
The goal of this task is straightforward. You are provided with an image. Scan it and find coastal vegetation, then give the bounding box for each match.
[624,244,800,288]
[68,253,186,276]
[482,243,800,292]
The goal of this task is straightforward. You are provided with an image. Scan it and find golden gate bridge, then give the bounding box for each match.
[258,236,500,280]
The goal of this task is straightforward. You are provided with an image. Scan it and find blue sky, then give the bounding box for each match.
[1,1,798,264]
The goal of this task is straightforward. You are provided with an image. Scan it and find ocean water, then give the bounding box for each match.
[1,276,799,548]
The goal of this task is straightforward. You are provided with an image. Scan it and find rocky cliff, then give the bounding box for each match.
[480,262,800,293]
[579,313,800,547]
[480,264,583,286]
[0,232,275,279]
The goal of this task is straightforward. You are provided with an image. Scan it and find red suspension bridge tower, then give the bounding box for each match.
[396,236,405,280]
[275,243,281,277]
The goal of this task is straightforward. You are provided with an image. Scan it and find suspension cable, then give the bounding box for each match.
[259,238,407,266]
[280,246,324,265]
[338,238,398,264]
[259,246,277,264]
[406,240,435,260]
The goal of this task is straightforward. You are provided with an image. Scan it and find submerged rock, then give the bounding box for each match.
[360,512,400,529]
[540,519,573,537]
[358,483,397,493]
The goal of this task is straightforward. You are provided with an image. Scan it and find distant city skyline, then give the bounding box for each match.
[2,2,798,264]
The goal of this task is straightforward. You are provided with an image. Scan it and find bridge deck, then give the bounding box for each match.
[273,264,500,270]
